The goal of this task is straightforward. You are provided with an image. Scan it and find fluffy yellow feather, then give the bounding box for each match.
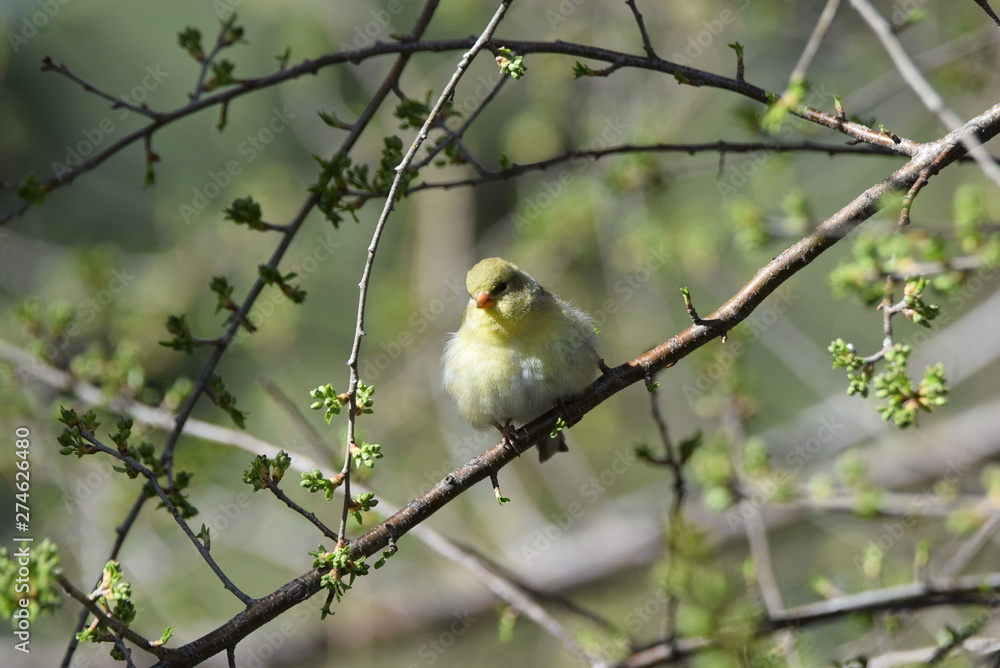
[442,257,600,461]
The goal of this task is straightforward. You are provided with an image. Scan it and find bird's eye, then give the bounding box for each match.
[495,281,508,293]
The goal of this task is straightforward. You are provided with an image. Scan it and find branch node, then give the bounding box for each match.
[680,286,704,326]
[834,94,847,122]
[489,471,510,505]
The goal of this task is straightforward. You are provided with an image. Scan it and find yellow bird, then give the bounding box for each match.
[442,257,601,461]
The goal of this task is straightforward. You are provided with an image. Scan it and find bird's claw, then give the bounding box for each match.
[494,421,520,456]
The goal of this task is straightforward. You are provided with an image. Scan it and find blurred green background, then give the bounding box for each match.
[2,0,1000,666]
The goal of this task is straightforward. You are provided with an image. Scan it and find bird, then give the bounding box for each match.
[442,257,601,461]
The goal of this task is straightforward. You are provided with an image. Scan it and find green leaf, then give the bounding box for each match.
[310,384,346,423]
[177,27,204,61]
[17,173,47,205]
[300,468,344,501]
[572,61,596,78]
[496,47,527,79]
[224,196,264,229]
[351,441,382,469]
[159,314,195,355]
[244,451,293,491]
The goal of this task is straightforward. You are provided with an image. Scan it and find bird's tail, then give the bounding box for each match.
[537,430,570,462]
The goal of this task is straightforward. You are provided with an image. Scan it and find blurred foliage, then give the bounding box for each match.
[1,1,1000,667]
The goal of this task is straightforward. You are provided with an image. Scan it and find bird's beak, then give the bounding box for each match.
[475,291,495,309]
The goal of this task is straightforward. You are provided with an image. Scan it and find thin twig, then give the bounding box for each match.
[646,382,685,642]
[55,571,179,661]
[414,531,611,667]
[849,0,1000,189]
[971,0,1000,31]
[622,573,1000,668]
[190,23,235,102]
[80,433,253,605]
[937,509,1000,578]
[788,0,842,84]
[625,0,658,58]
[40,57,164,119]
[721,396,786,619]
[403,140,914,196]
[265,482,340,542]
[898,142,957,228]
[413,74,508,170]
[9,33,957,226]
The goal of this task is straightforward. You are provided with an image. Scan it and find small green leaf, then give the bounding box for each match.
[177,27,204,61]
[17,173,47,205]
[496,47,526,79]
[572,61,596,78]
[224,196,264,229]
[300,469,345,501]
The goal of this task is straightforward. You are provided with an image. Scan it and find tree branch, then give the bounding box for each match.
[619,573,1000,667]
[849,0,1000,189]
[6,31,950,226]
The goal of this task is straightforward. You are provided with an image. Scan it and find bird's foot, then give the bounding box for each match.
[494,420,520,456]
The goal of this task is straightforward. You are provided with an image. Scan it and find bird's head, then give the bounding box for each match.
[465,257,540,325]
